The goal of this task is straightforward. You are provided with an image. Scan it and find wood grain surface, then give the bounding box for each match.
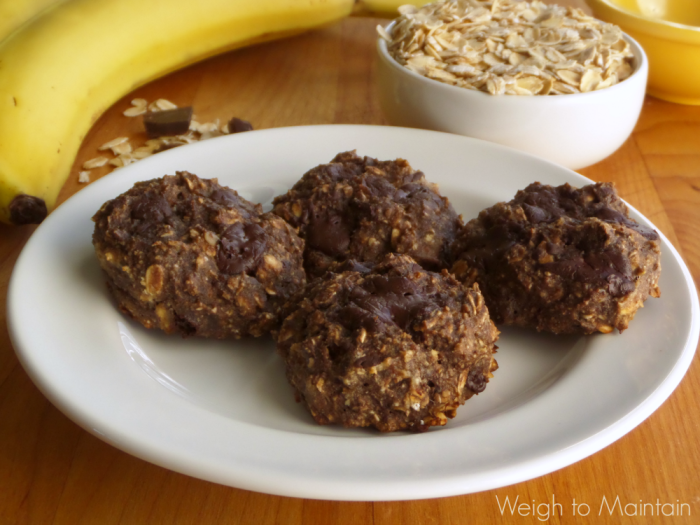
[2,1,700,523]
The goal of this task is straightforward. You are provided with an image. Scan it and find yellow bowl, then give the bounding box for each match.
[585,0,700,104]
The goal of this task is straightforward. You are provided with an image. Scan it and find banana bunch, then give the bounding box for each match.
[0,0,425,225]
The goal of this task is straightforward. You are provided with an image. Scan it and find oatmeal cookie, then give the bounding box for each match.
[92,172,306,338]
[452,182,661,334]
[277,253,499,432]
[272,151,462,277]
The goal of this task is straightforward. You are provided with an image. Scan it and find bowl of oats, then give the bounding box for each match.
[376,0,648,170]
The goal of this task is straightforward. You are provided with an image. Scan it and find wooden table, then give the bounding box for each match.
[2,2,699,523]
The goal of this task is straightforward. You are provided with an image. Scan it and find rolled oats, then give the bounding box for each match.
[83,156,109,169]
[98,137,129,151]
[110,141,132,156]
[379,0,635,96]
[123,99,147,117]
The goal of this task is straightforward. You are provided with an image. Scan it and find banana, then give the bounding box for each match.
[0,0,354,225]
[0,0,66,42]
[353,0,430,17]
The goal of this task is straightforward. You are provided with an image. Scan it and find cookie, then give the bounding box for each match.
[452,182,661,334]
[92,172,306,338]
[277,253,499,432]
[272,151,462,277]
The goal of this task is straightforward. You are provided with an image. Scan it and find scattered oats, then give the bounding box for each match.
[123,105,147,117]
[98,99,254,175]
[111,141,132,156]
[197,120,223,140]
[200,131,221,141]
[83,156,109,169]
[123,98,147,117]
[98,136,129,151]
[78,171,91,183]
[198,121,220,133]
[145,138,164,150]
[148,98,178,112]
[132,147,153,159]
[380,0,634,96]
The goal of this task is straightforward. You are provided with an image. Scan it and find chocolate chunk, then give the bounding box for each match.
[341,275,439,333]
[306,206,351,257]
[210,187,251,214]
[216,222,267,275]
[541,248,635,297]
[467,368,487,393]
[338,303,381,332]
[9,194,47,225]
[130,193,173,224]
[592,206,659,240]
[143,107,193,138]
[359,176,400,199]
[228,117,253,134]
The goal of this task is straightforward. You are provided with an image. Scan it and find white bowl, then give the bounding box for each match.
[377,25,648,170]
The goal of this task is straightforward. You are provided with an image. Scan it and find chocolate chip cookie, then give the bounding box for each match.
[452,182,661,334]
[92,172,306,338]
[277,253,499,432]
[272,151,462,277]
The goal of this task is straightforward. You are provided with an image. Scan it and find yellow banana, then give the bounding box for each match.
[0,0,66,42]
[0,0,354,225]
[353,0,430,17]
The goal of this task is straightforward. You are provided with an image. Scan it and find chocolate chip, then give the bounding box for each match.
[339,304,381,332]
[306,206,351,257]
[216,222,267,275]
[130,193,173,229]
[593,206,659,240]
[359,177,399,199]
[228,118,253,134]
[9,194,47,225]
[143,107,193,138]
[339,275,439,333]
[542,248,635,297]
[467,368,487,393]
[210,187,243,207]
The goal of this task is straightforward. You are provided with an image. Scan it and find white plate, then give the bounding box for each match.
[8,125,699,501]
